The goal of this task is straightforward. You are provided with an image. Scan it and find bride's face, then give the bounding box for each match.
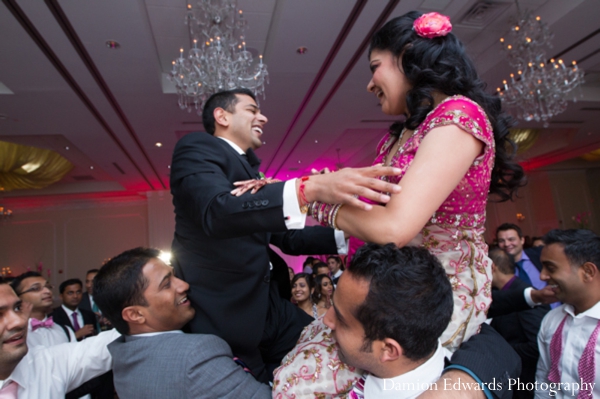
[367,49,412,116]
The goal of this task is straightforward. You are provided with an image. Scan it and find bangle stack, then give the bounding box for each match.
[309,201,343,230]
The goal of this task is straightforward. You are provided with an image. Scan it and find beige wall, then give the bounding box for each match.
[485,169,598,243]
[0,196,150,291]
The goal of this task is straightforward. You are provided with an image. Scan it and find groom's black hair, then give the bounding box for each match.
[202,88,256,135]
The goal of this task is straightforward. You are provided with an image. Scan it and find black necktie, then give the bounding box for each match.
[244,149,261,175]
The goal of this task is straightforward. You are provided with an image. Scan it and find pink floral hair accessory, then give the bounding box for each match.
[413,12,452,39]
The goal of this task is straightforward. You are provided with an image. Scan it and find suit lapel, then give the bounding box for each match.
[215,138,261,178]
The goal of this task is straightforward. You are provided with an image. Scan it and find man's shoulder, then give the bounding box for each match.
[524,246,542,262]
[175,131,216,147]
[79,307,96,319]
[113,332,231,353]
[507,277,529,291]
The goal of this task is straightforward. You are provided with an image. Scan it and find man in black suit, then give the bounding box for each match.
[489,248,549,399]
[52,278,97,341]
[79,268,99,314]
[170,88,401,382]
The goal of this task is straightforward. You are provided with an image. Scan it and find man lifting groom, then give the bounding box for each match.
[169,88,402,381]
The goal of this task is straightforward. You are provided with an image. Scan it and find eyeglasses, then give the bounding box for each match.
[18,283,53,296]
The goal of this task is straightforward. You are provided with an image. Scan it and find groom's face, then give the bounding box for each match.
[228,94,268,151]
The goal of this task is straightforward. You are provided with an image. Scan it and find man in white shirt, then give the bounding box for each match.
[93,247,271,398]
[11,272,76,348]
[323,243,454,399]
[535,229,600,399]
[0,280,120,398]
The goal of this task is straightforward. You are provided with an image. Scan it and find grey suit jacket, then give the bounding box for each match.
[108,332,271,399]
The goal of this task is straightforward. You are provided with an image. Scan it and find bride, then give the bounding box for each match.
[270,10,525,397]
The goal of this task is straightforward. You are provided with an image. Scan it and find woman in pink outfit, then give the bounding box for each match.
[273,10,525,397]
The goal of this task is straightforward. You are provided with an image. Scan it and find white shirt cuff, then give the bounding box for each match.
[334,230,348,255]
[524,287,537,307]
[283,179,306,229]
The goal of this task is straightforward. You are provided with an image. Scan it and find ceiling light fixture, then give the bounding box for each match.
[497,1,584,127]
[168,1,269,114]
[105,40,120,49]
[155,142,163,147]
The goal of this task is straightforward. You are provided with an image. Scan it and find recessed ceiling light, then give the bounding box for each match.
[262,141,266,145]
[168,165,171,169]
[298,160,301,164]
[314,140,318,143]
[90,166,94,170]
[106,40,120,49]
[65,146,70,150]
[296,47,308,55]
[155,142,163,147]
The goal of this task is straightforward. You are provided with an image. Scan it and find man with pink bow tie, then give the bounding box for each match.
[11,272,75,348]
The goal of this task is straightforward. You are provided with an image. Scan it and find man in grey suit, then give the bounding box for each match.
[93,247,270,399]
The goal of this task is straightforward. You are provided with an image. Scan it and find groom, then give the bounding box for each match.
[170,88,401,382]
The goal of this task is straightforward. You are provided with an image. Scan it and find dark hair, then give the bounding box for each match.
[489,247,515,275]
[313,262,330,276]
[349,243,453,360]
[312,274,334,304]
[93,247,156,335]
[59,278,82,294]
[10,271,43,295]
[303,256,316,267]
[202,88,256,135]
[291,273,314,301]
[369,11,525,201]
[543,229,600,268]
[86,269,100,275]
[327,255,345,271]
[496,223,523,238]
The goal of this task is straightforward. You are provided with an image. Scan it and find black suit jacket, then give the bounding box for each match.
[170,133,338,371]
[52,306,97,339]
[490,278,550,398]
[79,292,92,313]
[450,323,521,399]
[524,247,543,272]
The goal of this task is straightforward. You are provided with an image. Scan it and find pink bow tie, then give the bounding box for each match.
[31,316,54,331]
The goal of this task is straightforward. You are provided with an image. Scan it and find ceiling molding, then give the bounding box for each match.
[1,0,157,190]
[271,0,402,176]
[44,0,166,189]
[264,0,371,172]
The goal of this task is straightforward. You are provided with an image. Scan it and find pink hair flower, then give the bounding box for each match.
[413,12,452,39]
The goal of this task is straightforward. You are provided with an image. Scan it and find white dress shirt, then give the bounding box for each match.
[535,301,600,399]
[1,329,120,399]
[218,137,348,253]
[27,316,76,348]
[364,341,450,399]
[62,305,84,329]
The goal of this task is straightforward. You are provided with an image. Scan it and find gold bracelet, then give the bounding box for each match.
[331,204,343,230]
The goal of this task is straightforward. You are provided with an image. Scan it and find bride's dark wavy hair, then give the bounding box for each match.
[369,11,525,201]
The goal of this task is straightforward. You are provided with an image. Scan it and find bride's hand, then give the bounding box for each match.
[231,178,281,196]
[303,165,402,211]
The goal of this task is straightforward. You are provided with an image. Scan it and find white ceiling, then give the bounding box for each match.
[1,0,600,206]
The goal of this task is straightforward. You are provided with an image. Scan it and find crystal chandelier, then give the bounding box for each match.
[168,0,269,114]
[497,5,584,127]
